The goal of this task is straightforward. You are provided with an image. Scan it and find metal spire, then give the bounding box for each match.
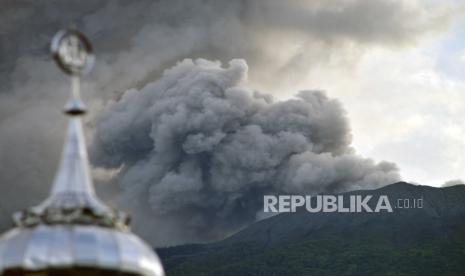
[13,29,128,229]
[50,28,94,196]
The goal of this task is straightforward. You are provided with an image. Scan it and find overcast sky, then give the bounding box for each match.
[1,0,465,245]
[333,15,465,186]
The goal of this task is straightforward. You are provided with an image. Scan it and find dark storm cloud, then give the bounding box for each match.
[0,0,461,245]
[90,59,399,241]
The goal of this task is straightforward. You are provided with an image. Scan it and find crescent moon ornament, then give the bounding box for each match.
[51,28,94,115]
[51,29,94,76]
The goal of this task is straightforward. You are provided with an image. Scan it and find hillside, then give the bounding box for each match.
[159,182,465,275]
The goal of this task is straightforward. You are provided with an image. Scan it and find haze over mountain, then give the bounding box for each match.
[160,182,465,275]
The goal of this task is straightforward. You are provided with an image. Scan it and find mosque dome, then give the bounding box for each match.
[0,29,165,276]
[0,225,163,275]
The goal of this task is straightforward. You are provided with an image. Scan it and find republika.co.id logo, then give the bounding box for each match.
[264,194,423,213]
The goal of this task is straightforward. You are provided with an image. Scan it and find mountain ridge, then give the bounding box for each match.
[159,182,465,275]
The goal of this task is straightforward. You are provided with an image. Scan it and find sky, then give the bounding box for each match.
[1,0,465,245]
[339,18,465,186]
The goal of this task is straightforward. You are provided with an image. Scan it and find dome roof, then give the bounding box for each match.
[0,29,164,276]
[0,225,163,275]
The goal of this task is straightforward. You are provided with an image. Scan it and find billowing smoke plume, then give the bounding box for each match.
[91,59,399,240]
[442,179,464,187]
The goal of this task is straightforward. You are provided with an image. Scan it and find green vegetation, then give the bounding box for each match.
[163,237,465,276]
[159,184,465,275]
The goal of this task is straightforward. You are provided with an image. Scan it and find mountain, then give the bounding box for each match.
[158,182,465,276]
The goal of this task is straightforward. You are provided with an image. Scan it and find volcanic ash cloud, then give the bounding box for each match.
[90,59,399,238]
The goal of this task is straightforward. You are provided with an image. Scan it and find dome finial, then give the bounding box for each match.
[51,28,94,115]
[10,29,128,229]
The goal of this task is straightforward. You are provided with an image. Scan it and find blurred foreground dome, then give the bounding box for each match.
[0,29,164,276]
